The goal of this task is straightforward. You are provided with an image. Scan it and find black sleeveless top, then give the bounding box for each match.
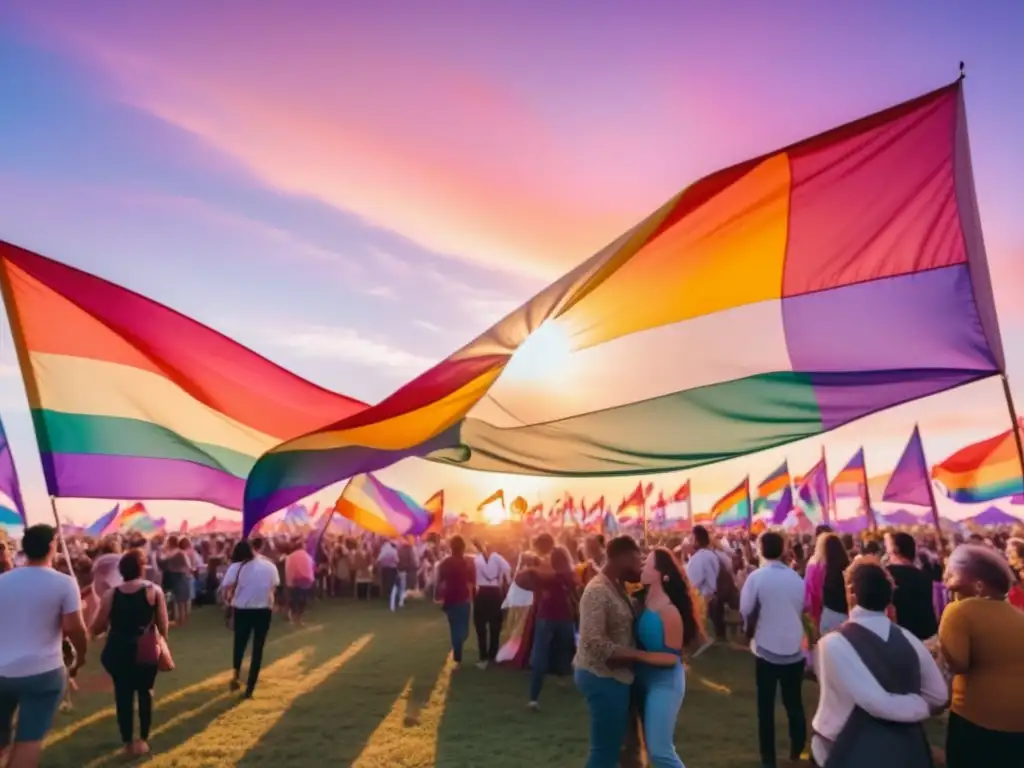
[110,587,155,636]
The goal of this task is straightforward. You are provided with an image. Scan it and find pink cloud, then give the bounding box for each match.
[13,3,667,279]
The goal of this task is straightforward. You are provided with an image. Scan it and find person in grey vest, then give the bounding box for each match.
[811,557,947,767]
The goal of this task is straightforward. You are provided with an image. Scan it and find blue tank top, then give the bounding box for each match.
[635,608,682,687]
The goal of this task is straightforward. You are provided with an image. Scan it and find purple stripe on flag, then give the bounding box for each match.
[0,420,25,521]
[44,453,244,509]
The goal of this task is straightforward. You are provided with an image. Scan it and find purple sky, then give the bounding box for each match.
[1,0,1023,523]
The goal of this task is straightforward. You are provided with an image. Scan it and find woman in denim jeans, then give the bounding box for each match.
[516,546,579,710]
[435,536,475,669]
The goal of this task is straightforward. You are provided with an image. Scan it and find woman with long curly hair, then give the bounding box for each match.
[635,547,705,767]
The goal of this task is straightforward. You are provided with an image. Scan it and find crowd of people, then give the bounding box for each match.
[0,518,1022,767]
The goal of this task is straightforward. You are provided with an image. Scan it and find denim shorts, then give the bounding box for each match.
[0,667,67,743]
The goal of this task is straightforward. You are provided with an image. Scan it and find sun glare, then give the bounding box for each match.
[502,319,574,383]
[480,498,509,525]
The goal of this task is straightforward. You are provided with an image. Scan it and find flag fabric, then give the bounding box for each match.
[618,482,646,523]
[103,502,147,535]
[664,481,691,523]
[932,421,1024,503]
[476,489,505,512]
[305,504,335,557]
[831,448,875,530]
[423,490,445,534]
[85,504,119,537]
[0,417,25,524]
[0,241,366,512]
[754,461,791,524]
[243,80,1003,531]
[712,478,750,528]
[883,426,934,508]
[795,459,830,524]
[334,474,431,537]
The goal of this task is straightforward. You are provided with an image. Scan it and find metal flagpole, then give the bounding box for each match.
[861,449,878,530]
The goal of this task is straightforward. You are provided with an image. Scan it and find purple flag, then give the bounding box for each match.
[770,486,794,525]
[883,426,933,507]
[796,460,829,523]
[0,418,25,524]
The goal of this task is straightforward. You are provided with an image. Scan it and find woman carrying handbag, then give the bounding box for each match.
[90,548,172,759]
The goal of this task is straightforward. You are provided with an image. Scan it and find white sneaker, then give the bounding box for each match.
[475,660,489,671]
[527,700,540,712]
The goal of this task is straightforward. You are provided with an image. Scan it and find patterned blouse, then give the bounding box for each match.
[573,572,637,685]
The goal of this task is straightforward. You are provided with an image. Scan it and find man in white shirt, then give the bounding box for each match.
[221,538,280,699]
[0,525,88,768]
[739,531,807,768]
[472,542,511,669]
[812,558,947,767]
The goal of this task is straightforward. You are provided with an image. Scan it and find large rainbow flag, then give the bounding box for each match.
[932,421,1024,503]
[0,242,367,511]
[243,79,1004,531]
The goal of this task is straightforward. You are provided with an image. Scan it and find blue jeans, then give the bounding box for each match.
[0,667,66,744]
[575,668,631,768]
[530,618,575,701]
[444,602,471,663]
[638,664,686,767]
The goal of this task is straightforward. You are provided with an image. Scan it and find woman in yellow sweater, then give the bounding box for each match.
[939,544,1024,767]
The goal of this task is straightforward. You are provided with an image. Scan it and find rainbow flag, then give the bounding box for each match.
[617,482,647,523]
[932,422,1024,503]
[0,242,366,511]
[85,504,119,537]
[334,474,431,537]
[423,490,445,534]
[796,459,829,524]
[102,501,147,535]
[243,80,1003,531]
[0,417,24,526]
[712,478,751,528]
[754,461,792,524]
[831,448,875,531]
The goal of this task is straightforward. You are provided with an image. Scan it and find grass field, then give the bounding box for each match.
[42,599,944,767]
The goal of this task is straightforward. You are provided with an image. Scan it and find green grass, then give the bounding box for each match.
[44,600,944,767]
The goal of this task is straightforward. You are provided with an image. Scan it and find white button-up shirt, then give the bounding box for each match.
[811,606,949,765]
[739,560,805,663]
[474,552,511,588]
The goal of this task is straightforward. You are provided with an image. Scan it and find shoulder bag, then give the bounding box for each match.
[223,561,249,630]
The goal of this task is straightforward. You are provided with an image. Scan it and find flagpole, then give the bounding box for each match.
[914,425,945,550]
[999,375,1024,487]
[641,491,649,548]
[861,449,877,530]
[48,495,73,570]
[820,445,834,524]
[745,476,752,529]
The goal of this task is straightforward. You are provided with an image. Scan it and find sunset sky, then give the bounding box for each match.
[2,1,1024,525]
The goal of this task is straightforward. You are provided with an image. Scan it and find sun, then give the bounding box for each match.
[502,319,574,383]
[479,498,508,525]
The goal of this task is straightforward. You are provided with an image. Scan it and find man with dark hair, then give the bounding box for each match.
[740,530,807,768]
[574,535,644,767]
[0,525,88,768]
[685,525,727,650]
[885,533,938,641]
[811,558,947,767]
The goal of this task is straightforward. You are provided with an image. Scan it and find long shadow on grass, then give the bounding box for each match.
[235,602,449,766]
[42,607,361,765]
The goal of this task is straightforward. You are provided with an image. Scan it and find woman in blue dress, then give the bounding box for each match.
[635,547,704,767]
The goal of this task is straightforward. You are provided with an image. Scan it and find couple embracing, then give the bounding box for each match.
[574,535,705,768]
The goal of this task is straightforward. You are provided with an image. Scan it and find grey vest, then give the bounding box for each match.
[820,622,934,768]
